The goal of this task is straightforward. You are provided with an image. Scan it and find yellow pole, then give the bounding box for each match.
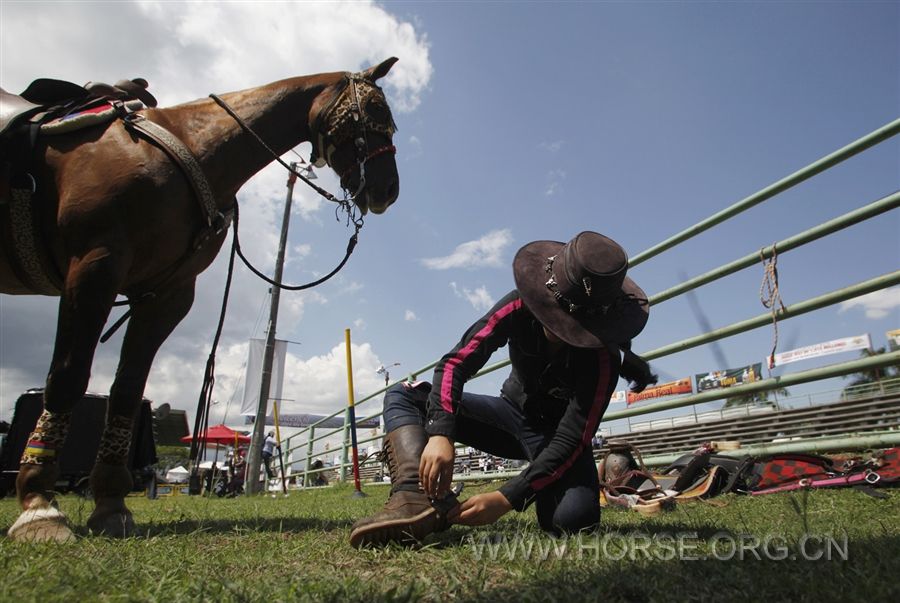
[273,400,283,444]
[272,401,287,494]
[345,329,356,408]
[345,329,364,494]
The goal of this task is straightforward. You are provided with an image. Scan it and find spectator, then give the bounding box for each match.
[261,431,279,479]
[308,459,329,487]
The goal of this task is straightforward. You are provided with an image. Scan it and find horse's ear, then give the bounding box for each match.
[364,57,399,82]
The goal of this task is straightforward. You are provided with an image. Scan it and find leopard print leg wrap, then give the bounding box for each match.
[20,410,72,465]
[96,414,133,465]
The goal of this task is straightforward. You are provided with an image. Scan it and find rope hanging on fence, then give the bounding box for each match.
[759,243,786,370]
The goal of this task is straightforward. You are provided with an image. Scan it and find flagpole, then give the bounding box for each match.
[246,163,298,494]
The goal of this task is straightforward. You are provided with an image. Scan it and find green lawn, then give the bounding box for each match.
[0,482,898,602]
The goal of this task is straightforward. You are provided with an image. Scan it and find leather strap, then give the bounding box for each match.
[122,113,225,230]
[7,186,62,294]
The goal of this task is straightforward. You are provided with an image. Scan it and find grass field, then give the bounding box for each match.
[1,481,898,602]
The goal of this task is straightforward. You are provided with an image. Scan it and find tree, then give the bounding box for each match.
[842,347,900,397]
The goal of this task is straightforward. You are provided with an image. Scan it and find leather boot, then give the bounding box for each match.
[349,424,457,548]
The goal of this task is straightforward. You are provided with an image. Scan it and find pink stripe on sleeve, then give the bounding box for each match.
[439,299,522,413]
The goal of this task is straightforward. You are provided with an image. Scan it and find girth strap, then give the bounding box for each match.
[7,186,63,295]
[122,113,225,230]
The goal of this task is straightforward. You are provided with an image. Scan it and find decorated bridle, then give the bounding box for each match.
[308,71,398,200]
[209,69,396,208]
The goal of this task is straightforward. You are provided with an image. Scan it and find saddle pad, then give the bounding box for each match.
[40,102,119,135]
[749,454,835,490]
[873,446,900,483]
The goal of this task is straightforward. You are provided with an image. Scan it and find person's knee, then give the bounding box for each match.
[384,382,417,407]
[383,382,428,432]
[540,488,601,535]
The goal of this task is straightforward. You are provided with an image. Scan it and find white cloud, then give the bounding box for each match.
[292,244,313,260]
[545,169,566,197]
[449,283,495,312]
[405,135,423,160]
[538,141,564,153]
[404,309,418,321]
[838,287,900,320]
[280,341,385,417]
[354,318,367,330]
[2,2,431,111]
[421,229,513,270]
[545,181,560,197]
[340,281,365,295]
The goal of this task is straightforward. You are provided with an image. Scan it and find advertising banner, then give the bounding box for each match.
[609,390,627,404]
[887,329,900,352]
[695,363,762,392]
[626,378,694,405]
[770,334,871,367]
[244,413,380,428]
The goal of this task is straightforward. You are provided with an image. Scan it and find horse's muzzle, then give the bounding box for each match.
[366,179,399,215]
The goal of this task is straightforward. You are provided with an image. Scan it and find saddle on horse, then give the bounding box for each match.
[0,77,158,295]
[1,77,156,138]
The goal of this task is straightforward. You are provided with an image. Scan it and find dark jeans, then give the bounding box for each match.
[383,382,600,535]
[262,452,274,478]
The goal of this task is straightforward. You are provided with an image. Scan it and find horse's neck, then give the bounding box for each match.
[165,76,325,198]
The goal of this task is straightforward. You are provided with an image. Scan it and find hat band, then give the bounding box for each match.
[544,255,648,316]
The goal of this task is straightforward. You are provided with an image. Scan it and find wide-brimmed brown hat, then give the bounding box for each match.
[513,231,649,348]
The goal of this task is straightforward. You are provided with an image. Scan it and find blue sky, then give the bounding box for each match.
[1,1,897,447]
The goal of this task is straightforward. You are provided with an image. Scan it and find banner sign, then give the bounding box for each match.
[609,390,627,404]
[769,334,871,367]
[695,363,761,392]
[240,338,288,416]
[626,377,693,405]
[245,413,380,428]
[887,329,900,352]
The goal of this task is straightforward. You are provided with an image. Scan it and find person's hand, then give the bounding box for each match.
[447,491,512,526]
[419,435,455,498]
[620,349,658,394]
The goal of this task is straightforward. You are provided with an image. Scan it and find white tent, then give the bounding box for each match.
[198,460,227,471]
[165,465,190,483]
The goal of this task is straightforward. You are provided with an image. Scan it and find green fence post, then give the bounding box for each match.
[304,426,315,488]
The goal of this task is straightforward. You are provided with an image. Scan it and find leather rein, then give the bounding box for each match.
[207,70,396,290]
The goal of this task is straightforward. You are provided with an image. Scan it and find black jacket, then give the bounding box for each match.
[425,290,621,510]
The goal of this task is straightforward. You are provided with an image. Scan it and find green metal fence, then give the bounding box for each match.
[281,117,900,488]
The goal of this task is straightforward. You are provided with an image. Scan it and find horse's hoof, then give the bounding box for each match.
[7,504,75,543]
[86,508,135,538]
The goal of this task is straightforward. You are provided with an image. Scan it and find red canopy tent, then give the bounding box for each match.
[181,424,252,446]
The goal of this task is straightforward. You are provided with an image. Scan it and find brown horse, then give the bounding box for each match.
[1,58,400,541]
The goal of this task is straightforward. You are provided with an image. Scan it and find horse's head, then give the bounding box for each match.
[309,57,400,215]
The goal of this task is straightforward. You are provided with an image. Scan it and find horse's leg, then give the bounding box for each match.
[86,281,196,537]
[9,247,125,542]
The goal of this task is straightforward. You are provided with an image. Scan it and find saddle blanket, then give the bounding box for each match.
[40,101,135,135]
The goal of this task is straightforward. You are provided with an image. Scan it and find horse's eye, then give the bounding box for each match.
[365,100,391,124]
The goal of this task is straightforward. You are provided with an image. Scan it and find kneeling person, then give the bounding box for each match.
[350,231,656,547]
